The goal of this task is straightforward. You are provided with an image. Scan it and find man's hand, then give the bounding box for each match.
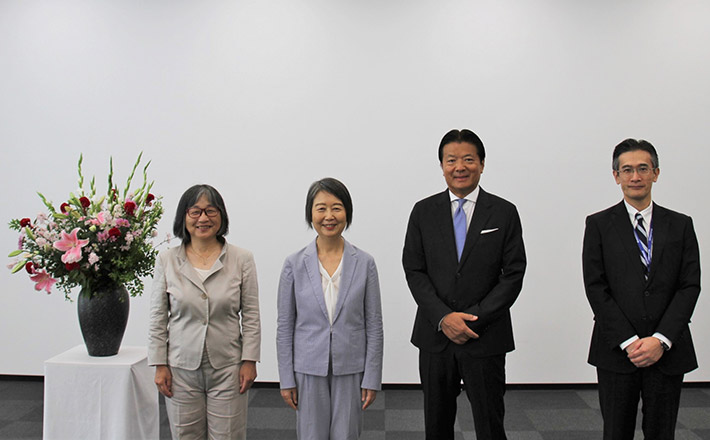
[441,312,479,344]
[626,337,664,368]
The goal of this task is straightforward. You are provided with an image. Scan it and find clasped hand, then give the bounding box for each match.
[625,337,664,368]
[441,312,479,344]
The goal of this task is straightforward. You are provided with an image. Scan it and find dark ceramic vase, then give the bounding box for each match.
[77,282,130,357]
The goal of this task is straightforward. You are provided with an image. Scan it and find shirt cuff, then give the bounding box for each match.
[619,335,639,351]
[653,332,672,349]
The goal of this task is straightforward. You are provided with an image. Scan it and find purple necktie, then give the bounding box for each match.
[454,199,466,260]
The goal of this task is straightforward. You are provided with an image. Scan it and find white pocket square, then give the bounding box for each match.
[480,228,499,234]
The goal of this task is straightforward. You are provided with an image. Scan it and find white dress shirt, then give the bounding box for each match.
[448,185,480,231]
[619,200,672,350]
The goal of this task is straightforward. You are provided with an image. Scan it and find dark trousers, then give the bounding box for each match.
[419,348,506,440]
[597,366,683,440]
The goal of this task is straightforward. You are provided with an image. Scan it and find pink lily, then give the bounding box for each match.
[52,227,90,263]
[30,270,57,293]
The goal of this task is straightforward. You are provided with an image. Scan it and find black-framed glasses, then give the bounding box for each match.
[186,207,220,218]
[616,166,655,178]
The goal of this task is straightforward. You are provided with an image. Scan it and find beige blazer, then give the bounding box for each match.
[148,242,261,370]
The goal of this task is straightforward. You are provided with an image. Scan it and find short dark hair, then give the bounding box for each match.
[173,184,229,244]
[612,138,659,171]
[305,178,353,229]
[438,129,486,163]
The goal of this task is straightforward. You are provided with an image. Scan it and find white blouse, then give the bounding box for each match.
[319,259,342,325]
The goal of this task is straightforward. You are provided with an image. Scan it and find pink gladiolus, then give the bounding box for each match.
[52,228,89,263]
[30,270,57,293]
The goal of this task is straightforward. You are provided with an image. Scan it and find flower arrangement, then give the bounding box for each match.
[8,153,164,300]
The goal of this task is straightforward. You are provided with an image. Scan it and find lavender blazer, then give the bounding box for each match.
[277,239,383,390]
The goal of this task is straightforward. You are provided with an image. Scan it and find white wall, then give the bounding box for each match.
[1,0,709,383]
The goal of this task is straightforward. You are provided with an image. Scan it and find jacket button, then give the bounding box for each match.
[644,291,650,297]
[641,315,647,321]
[201,293,207,300]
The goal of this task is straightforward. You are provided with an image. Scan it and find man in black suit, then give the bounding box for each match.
[403,129,526,440]
[583,139,701,440]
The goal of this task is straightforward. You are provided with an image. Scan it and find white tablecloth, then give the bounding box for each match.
[43,345,158,440]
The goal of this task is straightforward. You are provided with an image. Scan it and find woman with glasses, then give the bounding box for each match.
[148,184,261,440]
[277,178,383,439]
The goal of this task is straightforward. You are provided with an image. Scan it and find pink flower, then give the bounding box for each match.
[115,218,130,228]
[124,200,137,216]
[52,228,90,263]
[97,231,109,242]
[30,270,57,293]
[88,252,99,265]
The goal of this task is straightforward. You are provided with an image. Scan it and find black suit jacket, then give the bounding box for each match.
[582,201,701,375]
[403,188,526,356]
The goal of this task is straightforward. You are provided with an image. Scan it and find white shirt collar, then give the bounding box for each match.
[448,185,480,204]
[623,199,653,227]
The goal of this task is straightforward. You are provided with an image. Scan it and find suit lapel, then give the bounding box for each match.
[458,188,493,268]
[332,240,357,323]
[177,245,207,294]
[433,190,460,266]
[647,203,668,283]
[303,239,330,321]
[610,201,647,284]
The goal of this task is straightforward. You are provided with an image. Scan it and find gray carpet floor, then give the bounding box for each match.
[1,378,709,439]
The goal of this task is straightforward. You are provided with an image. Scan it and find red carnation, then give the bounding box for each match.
[79,197,91,209]
[25,262,35,274]
[108,227,122,238]
[124,200,137,216]
[20,218,32,227]
[146,193,155,206]
[111,188,119,201]
[64,262,80,271]
[60,203,70,213]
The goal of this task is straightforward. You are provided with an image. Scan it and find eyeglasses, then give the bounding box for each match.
[186,207,220,218]
[616,166,655,178]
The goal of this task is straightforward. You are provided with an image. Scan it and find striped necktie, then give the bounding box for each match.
[635,213,650,279]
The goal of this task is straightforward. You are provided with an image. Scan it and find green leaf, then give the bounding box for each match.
[11,260,27,274]
[8,250,23,257]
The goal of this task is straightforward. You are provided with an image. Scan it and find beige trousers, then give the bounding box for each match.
[166,351,247,440]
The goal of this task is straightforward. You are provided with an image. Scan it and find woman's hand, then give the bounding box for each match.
[154,365,173,398]
[361,388,377,410]
[239,361,257,394]
[280,387,298,410]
